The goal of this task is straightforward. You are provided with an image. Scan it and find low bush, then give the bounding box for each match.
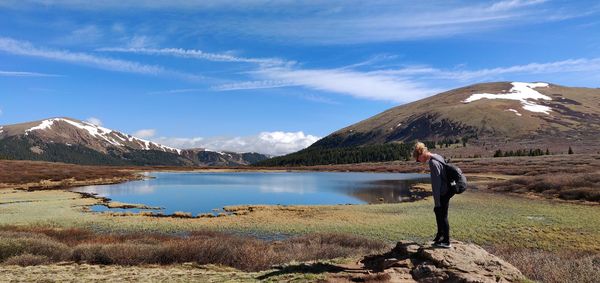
[0,232,71,261]
[486,246,600,283]
[0,227,389,271]
[3,254,50,266]
[488,172,600,202]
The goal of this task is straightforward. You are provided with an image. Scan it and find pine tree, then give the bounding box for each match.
[568,146,574,154]
[493,149,503,157]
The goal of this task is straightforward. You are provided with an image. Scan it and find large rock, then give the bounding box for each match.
[358,240,525,283]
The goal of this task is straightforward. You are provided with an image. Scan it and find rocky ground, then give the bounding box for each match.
[330,240,525,282]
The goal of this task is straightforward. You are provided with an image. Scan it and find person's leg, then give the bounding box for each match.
[440,193,452,243]
[433,207,443,242]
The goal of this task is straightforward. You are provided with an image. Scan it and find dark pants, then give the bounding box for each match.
[434,191,454,242]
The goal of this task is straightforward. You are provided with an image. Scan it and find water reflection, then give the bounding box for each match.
[71,172,429,215]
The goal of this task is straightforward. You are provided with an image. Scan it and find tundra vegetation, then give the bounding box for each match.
[0,154,598,282]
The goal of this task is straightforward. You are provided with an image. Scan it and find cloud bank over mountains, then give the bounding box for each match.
[147,130,320,156]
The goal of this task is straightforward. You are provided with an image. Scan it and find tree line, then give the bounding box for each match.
[255,142,416,167]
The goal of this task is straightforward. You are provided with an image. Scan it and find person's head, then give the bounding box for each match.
[413,142,430,163]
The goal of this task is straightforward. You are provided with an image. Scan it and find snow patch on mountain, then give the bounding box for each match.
[25,118,181,154]
[463,82,552,114]
[506,109,522,116]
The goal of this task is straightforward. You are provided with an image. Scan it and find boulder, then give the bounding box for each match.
[358,240,525,283]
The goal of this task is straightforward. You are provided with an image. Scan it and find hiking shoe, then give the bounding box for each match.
[433,241,452,249]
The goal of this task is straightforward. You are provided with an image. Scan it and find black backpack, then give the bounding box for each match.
[431,156,468,194]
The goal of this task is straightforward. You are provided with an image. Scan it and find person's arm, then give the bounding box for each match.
[429,160,443,207]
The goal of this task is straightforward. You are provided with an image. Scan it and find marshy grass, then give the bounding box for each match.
[489,172,600,202]
[172,211,193,218]
[486,245,600,283]
[0,228,388,271]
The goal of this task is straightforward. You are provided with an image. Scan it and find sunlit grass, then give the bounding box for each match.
[1,188,598,253]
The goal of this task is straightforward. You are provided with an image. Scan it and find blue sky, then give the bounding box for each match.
[1,0,599,155]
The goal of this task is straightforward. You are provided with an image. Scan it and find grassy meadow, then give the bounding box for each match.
[0,155,599,282]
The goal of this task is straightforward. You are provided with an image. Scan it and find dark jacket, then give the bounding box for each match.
[429,153,449,207]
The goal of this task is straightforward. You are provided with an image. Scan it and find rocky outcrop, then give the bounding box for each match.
[328,240,525,283]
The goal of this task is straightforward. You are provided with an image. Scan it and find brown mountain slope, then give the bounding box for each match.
[311,82,600,155]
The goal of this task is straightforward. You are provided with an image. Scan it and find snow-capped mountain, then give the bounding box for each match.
[0,117,269,166]
[293,81,600,157]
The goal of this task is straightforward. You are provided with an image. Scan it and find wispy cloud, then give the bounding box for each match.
[489,0,547,11]
[97,47,288,66]
[373,57,600,81]
[5,1,575,44]
[444,58,600,81]
[205,0,556,44]
[212,80,294,91]
[154,131,321,156]
[58,25,103,45]
[217,66,441,103]
[0,37,200,79]
[0,70,60,77]
[85,117,103,126]
[134,129,156,139]
[214,56,600,103]
[147,88,206,95]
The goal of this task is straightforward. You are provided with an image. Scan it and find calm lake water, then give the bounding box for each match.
[72,172,430,215]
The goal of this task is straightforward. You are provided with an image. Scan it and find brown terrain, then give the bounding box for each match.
[311,82,600,157]
[0,154,598,282]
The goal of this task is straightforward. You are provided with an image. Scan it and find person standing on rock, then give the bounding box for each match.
[413,142,454,248]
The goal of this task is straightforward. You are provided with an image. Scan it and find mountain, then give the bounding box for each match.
[259,82,600,166]
[0,117,269,166]
[180,148,271,166]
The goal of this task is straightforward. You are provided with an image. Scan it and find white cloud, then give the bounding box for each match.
[194,0,555,44]
[489,0,547,11]
[0,70,60,77]
[442,58,600,81]
[154,131,320,156]
[214,56,600,104]
[147,88,205,95]
[97,47,288,66]
[221,66,441,103]
[3,1,585,45]
[85,117,103,126]
[125,35,156,48]
[134,129,156,138]
[0,37,200,79]
[212,80,294,91]
[60,25,103,45]
[374,57,600,82]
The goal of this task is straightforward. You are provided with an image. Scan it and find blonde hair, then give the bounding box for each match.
[412,142,428,160]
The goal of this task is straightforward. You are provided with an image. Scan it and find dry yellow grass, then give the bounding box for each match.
[0,263,283,282]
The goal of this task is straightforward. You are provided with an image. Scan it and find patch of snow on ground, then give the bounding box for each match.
[26,119,58,133]
[204,149,226,155]
[463,82,552,114]
[506,109,522,116]
[62,119,124,146]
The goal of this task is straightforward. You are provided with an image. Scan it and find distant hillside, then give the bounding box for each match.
[0,117,269,166]
[259,82,600,166]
